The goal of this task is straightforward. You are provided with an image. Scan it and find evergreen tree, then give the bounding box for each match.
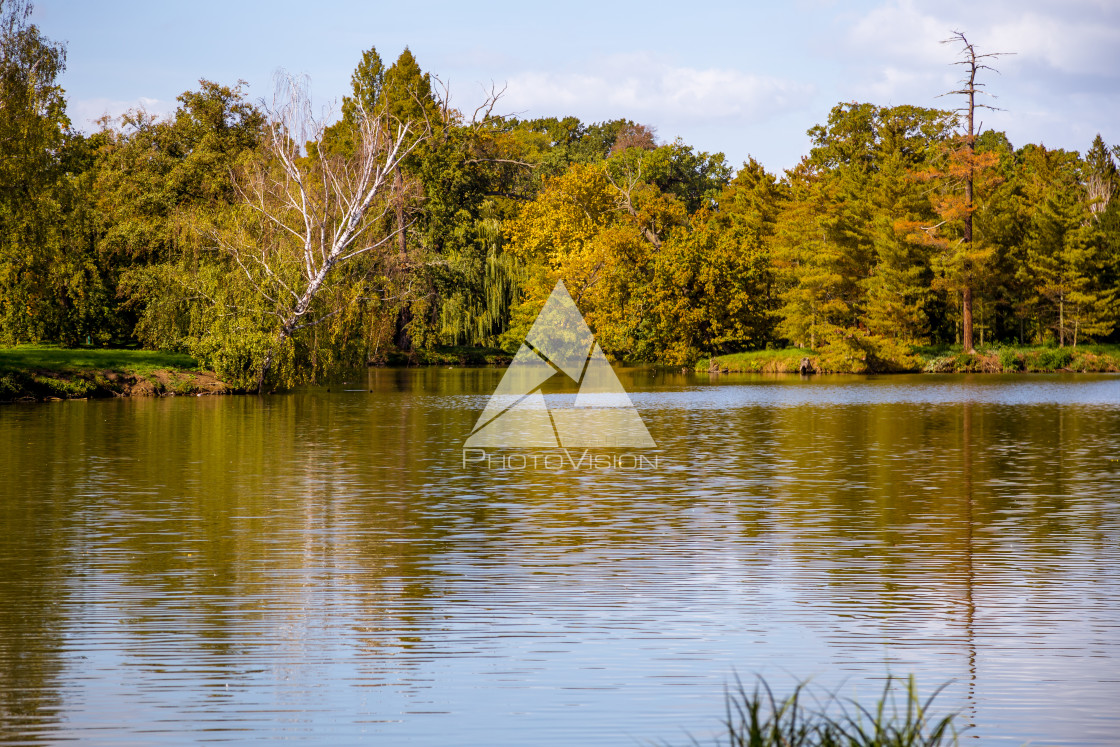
[1084,133,1117,218]
[1018,145,1114,345]
[773,162,863,352]
[862,105,953,342]
[317,46,385,159]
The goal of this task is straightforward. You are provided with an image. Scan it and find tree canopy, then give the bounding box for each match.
[3,8,1119,385]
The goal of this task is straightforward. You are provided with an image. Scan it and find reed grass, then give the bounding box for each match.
[686,675,960,747]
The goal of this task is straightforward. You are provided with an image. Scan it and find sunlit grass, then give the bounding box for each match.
[0,344,198,374]
[697,348,815,373]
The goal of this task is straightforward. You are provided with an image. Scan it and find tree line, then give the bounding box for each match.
[2,1,1118,387]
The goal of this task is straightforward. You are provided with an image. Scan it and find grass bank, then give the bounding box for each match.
[916,343,1120,373]
[699,343,1120,375]
[697,348,817,373]
[0,345,230,402]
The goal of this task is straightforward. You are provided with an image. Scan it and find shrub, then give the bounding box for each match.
[865,336,923,373]
[1036,348,1073,370]
[998,348,1022,372]
[923,356,955,373]
[190,330,291,391]
[31,375,94,398]
[0,371,31,399]
[172,375,198,395]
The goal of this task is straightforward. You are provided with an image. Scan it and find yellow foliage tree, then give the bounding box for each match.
[504,162,681,358]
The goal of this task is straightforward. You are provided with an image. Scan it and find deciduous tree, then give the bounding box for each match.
[218,74,426,391]
[0,0,71,342]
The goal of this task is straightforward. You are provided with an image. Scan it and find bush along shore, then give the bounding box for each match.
[698,343,1120,375]
[0,346,230,402]
[383,346,513,367]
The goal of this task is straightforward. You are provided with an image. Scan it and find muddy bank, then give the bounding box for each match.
[0,368,232,402]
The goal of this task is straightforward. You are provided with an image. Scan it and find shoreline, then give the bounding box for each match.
[698,345,1120,375]
[4,344,1119,403]
[0,367,232,402]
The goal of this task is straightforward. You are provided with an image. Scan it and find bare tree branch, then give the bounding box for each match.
[216,72,429,392]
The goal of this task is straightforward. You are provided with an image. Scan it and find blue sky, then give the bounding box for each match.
[35,0,1120,174]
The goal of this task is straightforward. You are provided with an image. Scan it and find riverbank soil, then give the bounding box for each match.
[0,346,230,402]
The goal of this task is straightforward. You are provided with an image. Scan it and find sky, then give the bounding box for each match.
[32,0,1120,174]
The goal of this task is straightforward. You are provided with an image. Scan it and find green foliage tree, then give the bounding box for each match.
[206,73,431,390]
[505,160,687,358]
[608,138,731,214]
[861,106,954,342]
[1017,145,1115,346]
[97,80,265,353]
[0,0,86,344]
[317,47,530,357]
[1095,196,1120,344]
[770,102,949,369]
[316,46,385,159]
[768,101,952,366]
[646,158,785,363]
[418,118,528,349]
[772,162,862,353]
[6,10,1120,381]
[965,130,1023,345]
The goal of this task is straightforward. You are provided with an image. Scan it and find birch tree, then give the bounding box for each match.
[220,74,426,392]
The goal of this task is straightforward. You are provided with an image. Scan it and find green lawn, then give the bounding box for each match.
[0,345,199,375]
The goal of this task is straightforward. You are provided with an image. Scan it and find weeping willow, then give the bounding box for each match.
[437,202,525,347]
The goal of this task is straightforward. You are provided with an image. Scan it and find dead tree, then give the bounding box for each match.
[939,31,1010,352]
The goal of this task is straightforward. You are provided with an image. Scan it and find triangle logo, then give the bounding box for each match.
[464,281,655,449]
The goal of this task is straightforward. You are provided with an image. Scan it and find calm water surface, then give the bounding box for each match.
[1,371,1119,745]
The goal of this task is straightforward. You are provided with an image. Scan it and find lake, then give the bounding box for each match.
[1,370,1118,745]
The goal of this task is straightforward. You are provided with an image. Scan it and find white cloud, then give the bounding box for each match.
[69,97,175,132]
[846,0,1120,81]
[832,0,1120,153]
[848,0,947,66]
[986,12,1120,77]
[859,66,947,104]
[500,53,814,127]
[837,1,969,104]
